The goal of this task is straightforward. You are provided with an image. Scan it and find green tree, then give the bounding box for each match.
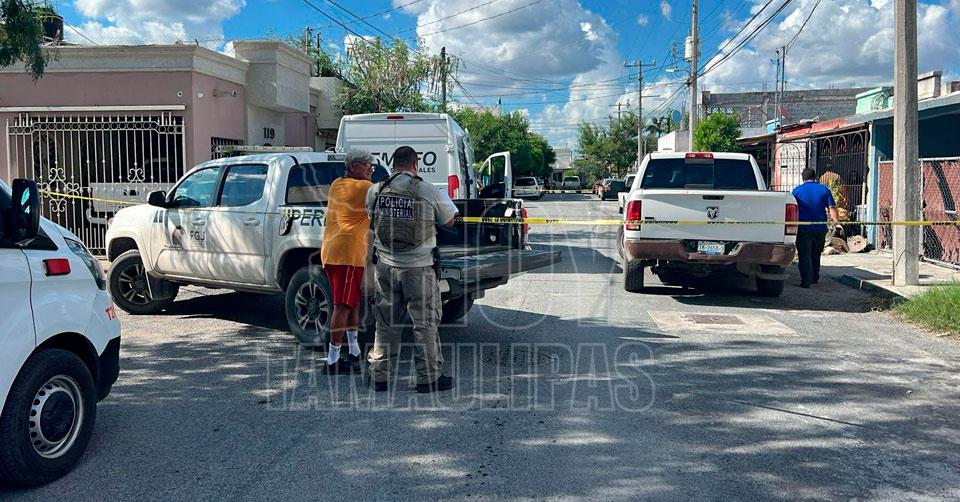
[1,0,49,79]
[693,112,742,152]
[339,38,451,114]
[277,31,339,77]
[450,108,554,178]
[576,115,639,181]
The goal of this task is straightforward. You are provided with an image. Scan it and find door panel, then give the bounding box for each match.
[205,164,270,285]
[0,248,36,409]
[155,166,222,278]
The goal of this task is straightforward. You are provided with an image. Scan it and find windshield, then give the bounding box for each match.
[564,177,579,182]
[640,158,759,190]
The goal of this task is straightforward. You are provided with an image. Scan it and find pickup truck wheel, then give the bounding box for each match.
[108,250,176,315]
[285,265,333,347]
[441,295,474,324]
[0,349,97,486]
[756,270,786,297]
[623,260,645,293]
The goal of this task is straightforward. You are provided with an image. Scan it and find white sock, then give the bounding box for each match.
[346,330,361,357]
[327,344,341,365]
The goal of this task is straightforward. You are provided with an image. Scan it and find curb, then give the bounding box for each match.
[834,274,905,299]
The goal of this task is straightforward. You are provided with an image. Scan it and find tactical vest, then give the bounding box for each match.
[372,173,436,252]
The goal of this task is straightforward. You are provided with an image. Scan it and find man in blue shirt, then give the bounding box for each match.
[791,168,842,288]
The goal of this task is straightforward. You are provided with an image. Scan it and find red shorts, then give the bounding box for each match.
[324,265,364,307]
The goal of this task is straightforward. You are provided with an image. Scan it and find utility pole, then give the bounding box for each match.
[610,101,629,121]
[440,46,447,112]
[303,27,312,53]
[625,60,656,163]
[893,0,920,286]
[687,0,700,140]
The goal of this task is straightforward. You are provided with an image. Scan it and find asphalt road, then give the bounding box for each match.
[5,194,960,500]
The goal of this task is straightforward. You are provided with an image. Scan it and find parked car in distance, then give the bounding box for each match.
[0,179,121,486]
[620,152,798,297]
[618,174,636,213]
[514,176,543,199]
[599,179,626,200]
[562,176,582,191]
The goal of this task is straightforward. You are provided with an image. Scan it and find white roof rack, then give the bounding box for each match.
[215,145,314,155]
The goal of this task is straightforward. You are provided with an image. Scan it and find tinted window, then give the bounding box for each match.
[172,167,222,208]
[286,162,344,205]
[219,164,268,207]
[625,175,636,188]
[714,159,759,189]
[640,158,758,190]
[564,177,579,182]
[516,178,536,186]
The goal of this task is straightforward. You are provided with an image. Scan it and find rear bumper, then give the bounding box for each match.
[624,239,796,267]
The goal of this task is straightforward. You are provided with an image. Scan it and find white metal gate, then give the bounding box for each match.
[5,111,186,256]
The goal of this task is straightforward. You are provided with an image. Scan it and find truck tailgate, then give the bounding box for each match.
[638,190,790,243]
[439,248,560,280]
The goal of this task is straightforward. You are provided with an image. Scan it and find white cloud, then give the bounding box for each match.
[660,0,673,20]
[701,0,960,93]
[66,0,244,46]
[637,14,650,26]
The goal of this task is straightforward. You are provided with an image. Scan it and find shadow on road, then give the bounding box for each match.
[4,303,958,500]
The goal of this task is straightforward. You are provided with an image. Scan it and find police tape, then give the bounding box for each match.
[455,216,960,226]
[39,189,960,227]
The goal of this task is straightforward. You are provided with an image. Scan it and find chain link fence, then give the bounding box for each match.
[878,157,960,268]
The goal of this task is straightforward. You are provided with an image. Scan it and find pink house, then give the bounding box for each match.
[0,41,343,254]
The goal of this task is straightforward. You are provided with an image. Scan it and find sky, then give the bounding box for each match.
[55,0,960,148]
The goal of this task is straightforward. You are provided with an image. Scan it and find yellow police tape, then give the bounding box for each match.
[39,189,960,227]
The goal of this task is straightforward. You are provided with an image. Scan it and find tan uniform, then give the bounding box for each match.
[365,172,458,384]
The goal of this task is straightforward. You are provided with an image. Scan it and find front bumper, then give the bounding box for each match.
[624,238,796,267]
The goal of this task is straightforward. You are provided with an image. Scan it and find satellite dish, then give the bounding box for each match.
[671,110,682,125]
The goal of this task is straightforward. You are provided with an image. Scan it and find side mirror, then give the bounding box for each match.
[147,190,168,208]
[9,179,40,246]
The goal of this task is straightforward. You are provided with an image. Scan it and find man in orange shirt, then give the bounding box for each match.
[321,149,374,373]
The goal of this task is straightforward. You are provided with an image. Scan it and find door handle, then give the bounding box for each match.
[243,218,261,227]
[192,219,206,226]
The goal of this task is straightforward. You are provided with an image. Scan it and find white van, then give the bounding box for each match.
[337,113,489,199]
[0,179,121,486]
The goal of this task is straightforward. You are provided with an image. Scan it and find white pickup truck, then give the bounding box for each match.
[619,152,798,297]
[617,174,636,213]
[104,151,560,346]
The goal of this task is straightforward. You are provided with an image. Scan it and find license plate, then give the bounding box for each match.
[697,241,725,255]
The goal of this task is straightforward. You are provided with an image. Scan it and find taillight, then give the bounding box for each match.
[520,206,529,246]
[785,203,799,235]
[625,200,642,230]
[686,152,714,159]
[43,258,71,276]
[447,175,460,199]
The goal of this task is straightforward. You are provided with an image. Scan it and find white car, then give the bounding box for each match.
[617,174,636,213]
[562,176,581,191]
[0,179,121,486]
[514,176,543,199]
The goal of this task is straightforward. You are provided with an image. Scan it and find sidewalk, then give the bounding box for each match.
[820,252,960,299]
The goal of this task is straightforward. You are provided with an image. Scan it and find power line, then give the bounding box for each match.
[396,0,503,34]
[699,0,794,79]
[415,0,551,39]
[63,21,99,45]
[785,0,822,49]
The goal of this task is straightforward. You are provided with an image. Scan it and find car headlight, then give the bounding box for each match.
[64,238,107,290]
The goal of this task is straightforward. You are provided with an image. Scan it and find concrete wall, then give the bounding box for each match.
[247,105,285,146]
[190,73,246,165]
[703,88,871,128]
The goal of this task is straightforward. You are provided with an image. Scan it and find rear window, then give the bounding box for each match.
[564,176,579,182]
[516,178,537,186]
[640,158,759,190]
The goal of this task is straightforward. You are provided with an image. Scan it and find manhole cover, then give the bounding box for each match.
[683,313,745,325]
[481,347,554,366]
